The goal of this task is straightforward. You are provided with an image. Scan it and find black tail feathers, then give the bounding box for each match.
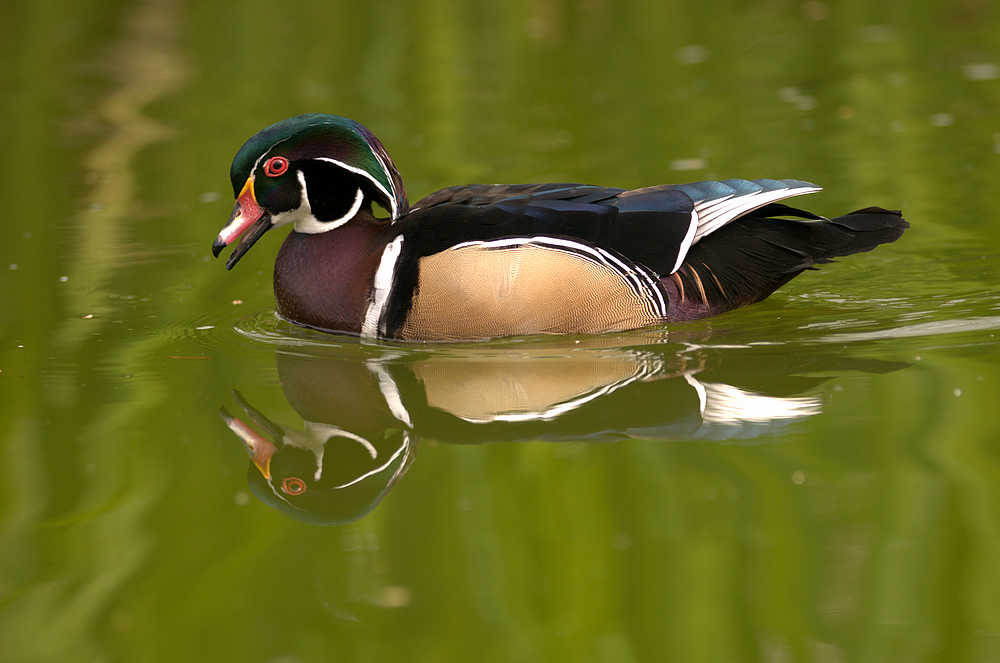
[667,207,908,320]
[826,207,908,256]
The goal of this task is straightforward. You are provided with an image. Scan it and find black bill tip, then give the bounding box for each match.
[212,237,227,258]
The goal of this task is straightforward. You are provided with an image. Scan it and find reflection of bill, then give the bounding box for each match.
[219,339,891,525]
[221,389,412,526]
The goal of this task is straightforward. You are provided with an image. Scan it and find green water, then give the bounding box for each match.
[4,1,1000,661]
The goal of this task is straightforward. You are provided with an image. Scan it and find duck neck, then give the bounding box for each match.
[274,218,395,335]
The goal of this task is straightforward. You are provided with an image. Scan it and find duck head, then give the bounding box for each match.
[213,114,408,269]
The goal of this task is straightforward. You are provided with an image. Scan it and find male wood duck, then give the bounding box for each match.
[212,113,908,341]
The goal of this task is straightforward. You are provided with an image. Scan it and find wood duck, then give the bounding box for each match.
[212,113,909,341]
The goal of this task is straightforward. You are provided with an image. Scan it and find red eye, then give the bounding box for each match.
[281,476,306,495]
[264,156,289,177]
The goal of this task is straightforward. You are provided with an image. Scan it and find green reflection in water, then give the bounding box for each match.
[2,0,1000,661]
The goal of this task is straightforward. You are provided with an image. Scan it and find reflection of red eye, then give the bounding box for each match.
[281,477,306,495]
[264,156,289,177]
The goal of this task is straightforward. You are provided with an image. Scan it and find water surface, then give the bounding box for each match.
[3,1,1000,661]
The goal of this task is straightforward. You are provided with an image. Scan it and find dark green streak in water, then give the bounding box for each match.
[2,1,1000,661]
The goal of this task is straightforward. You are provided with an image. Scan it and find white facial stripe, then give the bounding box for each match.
[250,136,293,178]
[368,148,398,210]
[362,236,404,339]
[266,170,311,229]
[331,435,411,489]
[314,157,398,220]
[292,172,365,234]
[337,188,366,227]
[268,171,365,234]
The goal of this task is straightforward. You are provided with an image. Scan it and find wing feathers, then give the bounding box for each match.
[690,179,822,243]
[411,183,624,210]
[639,178,823,272]
[406,178,827,281]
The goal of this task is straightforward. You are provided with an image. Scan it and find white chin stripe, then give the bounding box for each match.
[293,176,365,234]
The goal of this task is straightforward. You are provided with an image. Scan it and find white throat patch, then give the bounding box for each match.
[273,170,365,235]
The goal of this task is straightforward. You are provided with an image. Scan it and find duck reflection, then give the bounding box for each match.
[221,335,904,524]
[221,389,412,526]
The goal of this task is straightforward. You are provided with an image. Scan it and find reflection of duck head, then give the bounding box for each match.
[222,388,411,525]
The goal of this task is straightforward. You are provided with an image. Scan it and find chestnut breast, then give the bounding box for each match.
[274,223,393,334]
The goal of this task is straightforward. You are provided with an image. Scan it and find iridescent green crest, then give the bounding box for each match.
[229,113,407,217]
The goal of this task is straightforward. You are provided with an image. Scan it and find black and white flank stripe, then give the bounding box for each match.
[449,235,669,318]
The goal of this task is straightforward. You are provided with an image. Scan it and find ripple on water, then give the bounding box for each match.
[233,311,363,350]
[231,310,693,363]
[229,283,1000,362]
[817,315,1000,344]
[161,313,231,353]
[810,288,1000,346]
